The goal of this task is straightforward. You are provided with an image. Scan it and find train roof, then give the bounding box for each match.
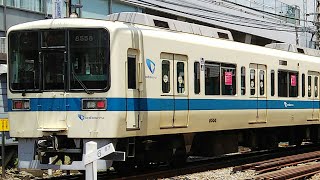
[7,16,320,65]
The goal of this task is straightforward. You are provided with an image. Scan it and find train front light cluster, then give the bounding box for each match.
[12,99,30,110]
[82,99,106,110]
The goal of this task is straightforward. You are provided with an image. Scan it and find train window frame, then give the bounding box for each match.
[205,61,220,95]
[278,70,298,97]
[176,62,185,94]
[8,30,41,92]
[194,62,200,94]
[259,70,265,96]
[271,70,275,96]
[162,60,170,93]
[68,28,110,92]
[315,76,319,98]
[205,61,236,96]
[241,66,246,95]
[250,69,255,96]
[127,55,137,89]
[302,73,305,97]
[221,64,236,95]
[308,75,312,97]
[41,30,66,48]
[8,28,111,93]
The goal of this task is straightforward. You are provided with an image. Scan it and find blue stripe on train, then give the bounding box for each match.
[7,98,319,112]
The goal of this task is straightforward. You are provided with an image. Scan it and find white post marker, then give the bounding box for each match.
[85,142,97,180]
[84,142,116,180]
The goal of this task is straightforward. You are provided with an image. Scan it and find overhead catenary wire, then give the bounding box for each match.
[122,0,310,32]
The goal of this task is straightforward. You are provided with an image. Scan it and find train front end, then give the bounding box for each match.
[7,19,125,170]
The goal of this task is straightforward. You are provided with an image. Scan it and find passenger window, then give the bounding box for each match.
[315,76,318,97]
[194,62,200,94]
[250,69,255,95]
[162,61,170,93]
[205,62,220,95]
[278,70,298,97]
[259,70,265,95]
[302,74,305,97]
[308,76,312,97]
[177,62,185,93]
[278,71,288,97]
[289,72,298,97]
[205,62,236,95]
[241,66,246,95]
[271,70,275,96]
[127,56,136,89]
[222,65,236,95]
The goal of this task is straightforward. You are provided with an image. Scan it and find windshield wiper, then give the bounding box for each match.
[71,68,93,94]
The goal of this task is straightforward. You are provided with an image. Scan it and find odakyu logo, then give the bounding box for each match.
[78,114,85,121]
[284,102,294,108]
[146,59,155,74]
[78,114,104,121]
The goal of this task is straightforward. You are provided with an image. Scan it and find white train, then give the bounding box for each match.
[7,12,320,170]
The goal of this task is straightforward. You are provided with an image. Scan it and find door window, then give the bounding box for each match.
[162,60,170,93]
[127,56,136,89]
[259,70,265,95]
[43,52,65,90]
[315,76,318,98]
[250,69,255,95]
[241,66,246,95]
[308,76,312,97]
[177,62,185,93]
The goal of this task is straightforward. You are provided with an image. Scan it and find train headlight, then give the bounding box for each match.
[82,99,106,110]
[12,99,30,110]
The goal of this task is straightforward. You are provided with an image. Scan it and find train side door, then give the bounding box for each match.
[160,54,189,128]
[308,72,320,120]
[126,51,140,130]
[38,51,68,130]
[249,63,267,123]
[160,59,174,128]
[173,55,189,127]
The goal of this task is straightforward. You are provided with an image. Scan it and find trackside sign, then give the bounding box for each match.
[84,143,115,165]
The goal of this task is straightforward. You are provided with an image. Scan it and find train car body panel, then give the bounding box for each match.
[6,15,320,170]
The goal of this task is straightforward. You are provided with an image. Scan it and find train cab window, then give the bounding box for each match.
[271,70,275,96]
[302,74,305,97]
[241,67,246,95]
[177,62,185,93]
[69,29,109,90]
[127,56,136,89]
[162,60,170,93]
[194,62,200,94]
[205,62,220,95]
[250,69,255,95]
[308,76,312,97]
[278,70,298,97]
[9,31,40,91]
[41,31,65,48]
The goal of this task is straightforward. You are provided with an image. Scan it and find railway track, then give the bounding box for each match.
[233,148,320,179]
[43,144,320,180]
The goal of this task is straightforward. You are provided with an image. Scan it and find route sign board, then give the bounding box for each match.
[84,143,115,165]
